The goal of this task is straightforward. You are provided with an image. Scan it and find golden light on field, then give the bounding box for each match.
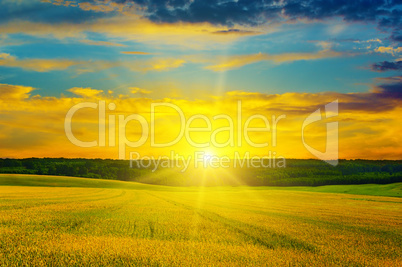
[0,176,400,266]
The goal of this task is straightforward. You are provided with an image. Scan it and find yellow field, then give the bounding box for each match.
[0,182,401,266]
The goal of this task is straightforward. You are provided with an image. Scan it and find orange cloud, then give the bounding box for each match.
[133,58,186,72]
[0,84,35,100]
[129,87,152,95]
[0,53,81,72]
[205,49,345,72]
[0,16,267,49]
[68,87,104,98]
[121,51,152,55]
[80,39,127,47]
[76,57,186,73]
[375,46,402,55]
[78,1,123,12]
[0,52,185,74]
[43,0,129,13]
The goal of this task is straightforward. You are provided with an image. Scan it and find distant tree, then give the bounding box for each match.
[118,168,130,181]
[47,165,57,175]
[77,165,88,176]
[3,159,22,168]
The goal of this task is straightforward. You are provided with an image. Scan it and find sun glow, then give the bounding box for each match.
[202,151,215,162]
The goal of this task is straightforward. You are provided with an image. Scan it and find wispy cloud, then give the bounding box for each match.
[212,29,261,36]
[129,87,152,95]
[80,39,127,47]
[0,53,185,73]
[375,46,402,56]
[0,17,264,49]
[0,53,81,72]
[371,61,402,72]
[353,38,382,44]
[204,49,345,72]
[0,83,35,100]
[121,51,152,55]
[43,0,128,13]
[68,87,104,98]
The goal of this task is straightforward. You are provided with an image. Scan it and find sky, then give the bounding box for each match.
[0,0,401,160]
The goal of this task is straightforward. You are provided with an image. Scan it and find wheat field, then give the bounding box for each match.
[0,175,401,266]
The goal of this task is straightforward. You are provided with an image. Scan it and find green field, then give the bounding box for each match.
[0,174,401,266]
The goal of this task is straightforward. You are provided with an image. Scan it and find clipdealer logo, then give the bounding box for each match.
[302,100,339,166]
[64,99,339,168]
[64,101,286,158]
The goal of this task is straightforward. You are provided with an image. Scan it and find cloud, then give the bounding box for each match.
[0,0,106,25]
[0,52,185,73]
[130,58,186,72]
[212,29,260,36]
[0,53,14,60]
[77,57,186,73]
[0,48,344,74]
[375,76,402,99]
[0,83,35,100]
[204,49,345,72]
[43,0,131,13]
[80,39,127,47]
[0,53,81,72]
[371,61,402,72]
[353,38,382,44]
[391,33,402,42]
[67,87,103,98]
[129,87,152,94]
[100,0,402,34]
[0,17,258,49]
[77,1,124,13]
[375,46,402,55]
[1,0,401,46]
[0,20,86,39]
[121,51,152,55]
[39,0,402,36]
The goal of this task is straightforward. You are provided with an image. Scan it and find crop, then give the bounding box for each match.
[0,176,401,266]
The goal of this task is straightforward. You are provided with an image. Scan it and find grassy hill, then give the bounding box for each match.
[0,174,401,266]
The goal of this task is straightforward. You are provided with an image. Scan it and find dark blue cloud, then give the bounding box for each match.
[112,0,402,36]
[372,61,402,71]
[342,76,402,112]
[377,80,402,99]
[2,0,401,42]
[126,0,281,25]
[212,29,258,35]
[391,32,402,42]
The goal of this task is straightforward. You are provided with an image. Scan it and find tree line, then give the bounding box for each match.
[0,158,401,186]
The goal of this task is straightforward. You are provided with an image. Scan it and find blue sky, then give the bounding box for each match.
[0,0,401,98]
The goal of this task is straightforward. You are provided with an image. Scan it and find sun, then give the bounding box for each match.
[201,150,217,163]
[203,152,214,161]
